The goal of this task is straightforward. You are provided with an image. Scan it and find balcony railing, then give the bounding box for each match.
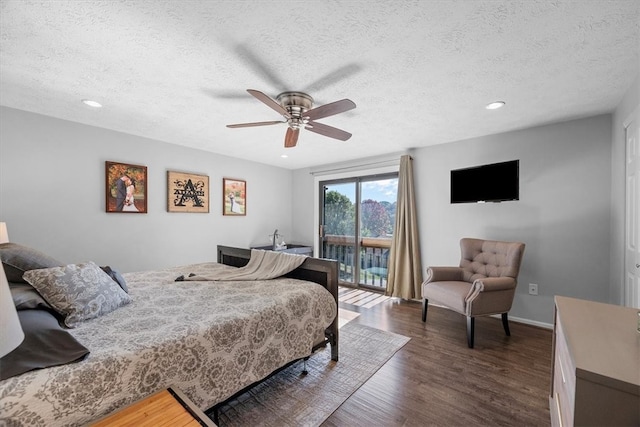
[322,235,391,288]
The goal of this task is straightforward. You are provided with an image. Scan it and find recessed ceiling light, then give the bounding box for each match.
[82,99,102,108]
[486,101,505,110]
[280,154,288,158]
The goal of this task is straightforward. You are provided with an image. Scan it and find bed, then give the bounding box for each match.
[0,244,338,426]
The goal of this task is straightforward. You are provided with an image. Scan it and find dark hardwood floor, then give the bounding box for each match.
[323,289,553,426]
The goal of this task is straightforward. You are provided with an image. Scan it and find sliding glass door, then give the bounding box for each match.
[319,174,398,290]
[320,181,357,283]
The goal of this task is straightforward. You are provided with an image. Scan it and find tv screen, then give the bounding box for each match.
[451,160,519,203]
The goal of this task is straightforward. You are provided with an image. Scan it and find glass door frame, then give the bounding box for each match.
[319,178,360,287]
[318,172,398,290]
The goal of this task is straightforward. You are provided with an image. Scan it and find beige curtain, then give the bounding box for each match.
[386,155,423,299]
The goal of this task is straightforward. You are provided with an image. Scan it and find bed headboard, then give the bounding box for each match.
[217,245,339,361]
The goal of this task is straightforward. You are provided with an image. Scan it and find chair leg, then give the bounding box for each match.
[466,316,474,348]
[501,312,511,336]
[422,299,428,322]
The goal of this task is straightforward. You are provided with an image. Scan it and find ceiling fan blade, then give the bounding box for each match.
[208,90,252,100]
[227,120,285,128]
[302,63,363,93]
[305,121,352,141]
[247,89,291,118]
[304,99,356,121]
[284,128,299,148]
[234,44,288,91]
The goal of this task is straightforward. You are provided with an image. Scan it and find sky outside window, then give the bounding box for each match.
[331,178,398,203]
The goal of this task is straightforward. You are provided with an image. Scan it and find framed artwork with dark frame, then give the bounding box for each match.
[105,161,147,213]
[167,171,210,213]
[223,178,246,216]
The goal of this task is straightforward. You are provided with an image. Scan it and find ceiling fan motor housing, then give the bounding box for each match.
[277,92,314,129]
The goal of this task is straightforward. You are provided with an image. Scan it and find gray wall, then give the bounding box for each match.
[0,107,293,273]
[293,115,614,325]
[414,115,612,325]
[291,167,315,245]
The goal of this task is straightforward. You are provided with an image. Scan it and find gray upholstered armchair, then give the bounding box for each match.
[421,238,525,348]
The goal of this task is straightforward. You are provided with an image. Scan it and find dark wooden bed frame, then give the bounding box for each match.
[210,246,339,422]
[217,245,339,361]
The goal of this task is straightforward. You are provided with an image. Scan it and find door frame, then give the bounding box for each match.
[623,105,640,308]
[313,163,399,288]
[318,172,398,289]
[319,178,360,287]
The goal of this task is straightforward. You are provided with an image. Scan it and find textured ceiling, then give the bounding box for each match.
[1,0,638,169]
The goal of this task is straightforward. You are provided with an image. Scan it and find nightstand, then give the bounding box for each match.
[91,386,217,426]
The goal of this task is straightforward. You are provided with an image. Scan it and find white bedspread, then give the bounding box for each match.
[0,262,336,426]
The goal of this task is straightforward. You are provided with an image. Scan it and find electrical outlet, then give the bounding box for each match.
[528,283,538,295]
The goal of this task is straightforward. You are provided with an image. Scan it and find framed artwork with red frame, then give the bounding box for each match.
[223,178,246,216]
[105,161,147,213]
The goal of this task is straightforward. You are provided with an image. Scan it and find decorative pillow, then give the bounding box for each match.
[0,309,89,380]
[10,282,52,311]
[0,242,64,283]
[23,261,131,328]
[100,266,129,293]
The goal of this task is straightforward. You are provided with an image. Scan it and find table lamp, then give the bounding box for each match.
[0,222,9,244]
[0,263,24,357]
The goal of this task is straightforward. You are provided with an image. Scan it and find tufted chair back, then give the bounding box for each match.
[459,238,524,283]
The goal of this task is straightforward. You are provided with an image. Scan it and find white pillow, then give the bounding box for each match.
[23,261,131,327]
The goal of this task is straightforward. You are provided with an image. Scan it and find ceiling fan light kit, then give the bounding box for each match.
[81,99,102,108]
[227,89,355,148]
[486,101,505,110]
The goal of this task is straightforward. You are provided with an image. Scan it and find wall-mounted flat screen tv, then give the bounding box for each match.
[450,160,519,203]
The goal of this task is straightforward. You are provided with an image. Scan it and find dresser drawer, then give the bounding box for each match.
[554,320,575,401]
[552,362,574,427]
[551,317,575,427]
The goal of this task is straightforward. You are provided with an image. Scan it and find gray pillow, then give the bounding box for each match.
[0,309,89,380]
[0,242,64,283]
[100,266,128,293]
[23,261,131,328]
[10,282,52,311]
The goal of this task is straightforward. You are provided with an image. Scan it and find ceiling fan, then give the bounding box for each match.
[226,89,356,148]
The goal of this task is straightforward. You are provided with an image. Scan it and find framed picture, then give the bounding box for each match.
[223,178,246,216]
[167,171,209,213]
[105,161,147,213]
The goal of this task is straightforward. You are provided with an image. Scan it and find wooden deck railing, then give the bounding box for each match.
[322,235,391,288]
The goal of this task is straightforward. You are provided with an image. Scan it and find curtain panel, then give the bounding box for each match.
[386,155,423,299]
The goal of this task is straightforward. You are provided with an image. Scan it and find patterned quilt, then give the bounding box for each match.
[0,262,337,426]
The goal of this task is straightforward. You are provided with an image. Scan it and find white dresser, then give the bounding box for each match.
[550,296,640,427]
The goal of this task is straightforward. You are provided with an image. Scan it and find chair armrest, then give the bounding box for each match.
[473,276,516,292]
[425,266,464,283]
[464,277,517,316]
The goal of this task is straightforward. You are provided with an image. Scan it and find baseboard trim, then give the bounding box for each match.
[489,313,553,330]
